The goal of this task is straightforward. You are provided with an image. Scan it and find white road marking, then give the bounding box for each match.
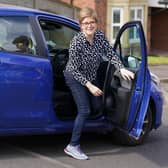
[3,143,75,168]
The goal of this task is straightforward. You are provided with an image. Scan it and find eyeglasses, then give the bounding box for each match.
[81,21,96,26]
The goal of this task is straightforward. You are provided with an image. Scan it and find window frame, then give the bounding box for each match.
[111,7,124,43]
[37,16,79,57]
[129,7,144,43]
[130,6,144,22]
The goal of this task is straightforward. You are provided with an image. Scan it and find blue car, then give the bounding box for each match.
[0,5,163,145]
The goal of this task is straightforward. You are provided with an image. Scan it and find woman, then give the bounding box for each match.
[63,7,134,160]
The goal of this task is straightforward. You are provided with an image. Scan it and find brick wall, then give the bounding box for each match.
[0,0,33,8]
[73,0,95,9]
[35,0,74,18]
[0,0,79,19]
[95,0,107,33]
[0,0,107,33]
[74,0,107,32]
[60,0,95,8]
[59,0,107,33]
[61,0,71,4]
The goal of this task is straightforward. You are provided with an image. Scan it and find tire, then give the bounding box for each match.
[111,106,152,146]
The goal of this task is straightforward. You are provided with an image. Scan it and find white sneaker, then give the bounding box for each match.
[64,144,89,160]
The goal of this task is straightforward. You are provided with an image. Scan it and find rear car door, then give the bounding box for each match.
[0,16,53,128]
[103,21,151,139]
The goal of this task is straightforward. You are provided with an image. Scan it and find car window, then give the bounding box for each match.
[116,26,141,70]
[39,19,78,57]
[0,16,37,56]
[39,19,78,76]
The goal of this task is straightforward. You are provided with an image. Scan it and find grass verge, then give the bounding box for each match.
[148,55,168,65]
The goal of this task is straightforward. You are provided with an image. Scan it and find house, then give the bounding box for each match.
[0,0,78,20]
[62,0,168,55]
[60,0,107,33]
[106,0,168,55]
[148,0,168,55]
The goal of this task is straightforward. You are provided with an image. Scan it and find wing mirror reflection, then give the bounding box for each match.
[127,56,141,68]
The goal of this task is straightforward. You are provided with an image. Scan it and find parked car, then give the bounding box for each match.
[0,5,163,145]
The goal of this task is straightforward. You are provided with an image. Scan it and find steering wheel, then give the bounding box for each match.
[52,49,69,77]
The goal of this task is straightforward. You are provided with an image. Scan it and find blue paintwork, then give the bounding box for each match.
[113,21,151,138]
[129,70,151,137]
[0,6,163,138]
[128,22,150,137]
[150,80,163,128]
[0,52,53,128]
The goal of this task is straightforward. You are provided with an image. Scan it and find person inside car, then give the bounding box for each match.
[13,35,34,54]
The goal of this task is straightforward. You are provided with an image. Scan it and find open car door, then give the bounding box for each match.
[103,21,151,139]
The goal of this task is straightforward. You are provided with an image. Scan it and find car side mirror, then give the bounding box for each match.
[128,56,140,69]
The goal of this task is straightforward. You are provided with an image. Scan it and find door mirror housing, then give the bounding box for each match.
[127,56,141,68]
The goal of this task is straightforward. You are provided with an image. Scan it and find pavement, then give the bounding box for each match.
[149,65,168,106]
[149,65,168,83]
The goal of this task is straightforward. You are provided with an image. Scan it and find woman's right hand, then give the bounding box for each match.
[85,81,103,96]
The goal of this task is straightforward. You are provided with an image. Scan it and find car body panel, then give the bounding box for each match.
[150,80,163,128]
[129,70,151,138]
[0,52,53,128]
[104,21,151,138]
[0,6,163,137]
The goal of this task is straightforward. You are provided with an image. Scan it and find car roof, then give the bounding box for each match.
[0,4,53,15]
[0,4,79,27]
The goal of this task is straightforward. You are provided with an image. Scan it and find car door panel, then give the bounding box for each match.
[0,52,53,128]
[103,21,150,139]
[129,70,151,138]
[103,66,134,125]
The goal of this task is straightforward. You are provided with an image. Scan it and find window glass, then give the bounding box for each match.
[130,7,143,22]
[113,10,120,23]
[39,20,78,54]
[113,26,120,39]
[111,8,123,42]
[0,16,37,55]
[130,10,135,20]
[39,19,78,76]
[137,9,142,20]
[130,7,143,42]
[116,26,141,69]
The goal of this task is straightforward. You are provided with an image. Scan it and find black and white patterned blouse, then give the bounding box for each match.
[64,30,124,85]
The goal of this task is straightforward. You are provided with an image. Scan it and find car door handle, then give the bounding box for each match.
[136,87,141,92]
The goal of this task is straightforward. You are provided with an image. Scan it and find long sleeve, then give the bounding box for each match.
[65,31,122,86]
[102,33,124,70]
[67,37,88,85]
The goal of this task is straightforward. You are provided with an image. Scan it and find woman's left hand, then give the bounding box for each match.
[120,68,135,80]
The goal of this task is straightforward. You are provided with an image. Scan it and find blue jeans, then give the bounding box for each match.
[64,71,102,146]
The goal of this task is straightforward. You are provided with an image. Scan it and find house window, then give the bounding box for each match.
[130,7,143,42]
[111,7,123,42]
[130,7,143,22]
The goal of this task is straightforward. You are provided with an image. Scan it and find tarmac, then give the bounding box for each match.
[149,65,168,83]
